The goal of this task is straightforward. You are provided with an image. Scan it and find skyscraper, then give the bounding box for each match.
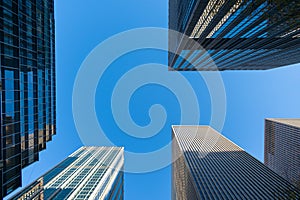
[9,146,124,200]
[0,0,56,197]
[172,125,300,199]
[265,118,300,188]
[169,0,300,70]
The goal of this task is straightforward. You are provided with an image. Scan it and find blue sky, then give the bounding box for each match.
[6,0,300,200]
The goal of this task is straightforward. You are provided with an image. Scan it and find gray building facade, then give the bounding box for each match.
[265,118,300,188]
[10,146,124,200]
[0,0,56,197]
[172,125,300,200]
[169,0,300,70]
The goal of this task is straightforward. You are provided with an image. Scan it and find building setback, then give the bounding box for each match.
[0,0,56,197]
[265,118,300,188]
[9,146,124,200]
[168,0,300,70]
[172,125,300,200]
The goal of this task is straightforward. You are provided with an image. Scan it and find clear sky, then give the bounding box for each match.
[7,0,300,200]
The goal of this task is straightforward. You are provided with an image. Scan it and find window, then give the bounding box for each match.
[5,135,15,147]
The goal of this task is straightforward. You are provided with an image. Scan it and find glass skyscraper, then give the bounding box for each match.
[265,118,300,189]
[0,0,56,197]
[172,125,300,199]
[10,146,124,200]
[169,0,300,70]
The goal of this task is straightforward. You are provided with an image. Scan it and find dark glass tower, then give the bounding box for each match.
[265,118,300,188]
[9,147,124,200]
[0,0,56,197]
[169,0,300,70]
[172,126,300,199]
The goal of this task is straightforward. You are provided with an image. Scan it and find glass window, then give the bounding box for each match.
[4,70,15,118]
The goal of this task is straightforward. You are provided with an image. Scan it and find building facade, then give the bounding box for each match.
[8,178,44,200]
[0,0,56,197]
[169,0,300,70]
[265,118,300,188]
[172,125,300,200]
[10,146,124,200]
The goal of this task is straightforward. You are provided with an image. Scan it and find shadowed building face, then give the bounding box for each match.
[0,0,56,197]
[172,126,300,200]
[168,0,300,70]
[265,118,300,188]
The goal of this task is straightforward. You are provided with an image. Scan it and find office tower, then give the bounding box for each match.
[169,0,300,70]
[172,126,300,200]
[265,118,300,188]
[0,0,56,197]
[9,146,124,200]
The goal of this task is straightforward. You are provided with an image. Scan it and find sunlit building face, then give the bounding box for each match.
[172,126,300,199]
